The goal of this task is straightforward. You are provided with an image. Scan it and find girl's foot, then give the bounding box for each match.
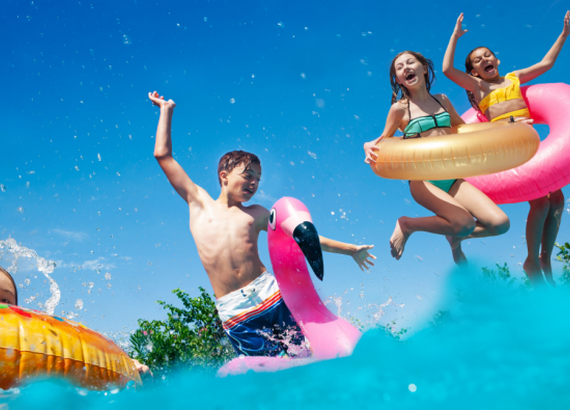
[446,236,467,266]
[523,258,547,287]
[539,254,557,287]
[390,217,411,260]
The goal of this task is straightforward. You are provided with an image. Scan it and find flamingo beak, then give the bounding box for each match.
[292,221,324,281]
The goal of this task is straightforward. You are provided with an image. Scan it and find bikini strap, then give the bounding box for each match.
[407,99,412,119]
[430,94,448,113]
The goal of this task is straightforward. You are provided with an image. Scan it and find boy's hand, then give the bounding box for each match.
[364,140,380,164]
[351,245,376,271]
[562,11,569,38]
[453,13,468,39]
[148,91,176,110]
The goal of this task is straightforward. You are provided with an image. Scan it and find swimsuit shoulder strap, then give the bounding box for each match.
[430,94,448,112]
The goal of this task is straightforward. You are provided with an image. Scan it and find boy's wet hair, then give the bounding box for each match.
[0,267,17,305]
[465,47,497,113]
[217,150,261,186]
[389,51,436,104]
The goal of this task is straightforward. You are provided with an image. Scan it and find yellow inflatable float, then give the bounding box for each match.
[369,122,539,180]
[0,303,142,390]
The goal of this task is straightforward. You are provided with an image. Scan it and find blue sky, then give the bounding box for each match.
[1,0,569,335]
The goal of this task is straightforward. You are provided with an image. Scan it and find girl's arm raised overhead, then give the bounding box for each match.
[363,102,405,164]
[443,13,480,93]
[515,11,569,84]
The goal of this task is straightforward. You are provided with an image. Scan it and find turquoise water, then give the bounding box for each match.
[5,271,570,409]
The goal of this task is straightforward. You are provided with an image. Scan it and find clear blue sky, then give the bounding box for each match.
[1,0,569,336]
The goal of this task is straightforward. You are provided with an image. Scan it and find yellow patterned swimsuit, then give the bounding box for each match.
[478,72,531,122]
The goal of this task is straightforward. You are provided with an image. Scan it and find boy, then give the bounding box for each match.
[149,91,375,357]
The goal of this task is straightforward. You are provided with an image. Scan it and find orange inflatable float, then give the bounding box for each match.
[0,303,142,390]
[369,122,539,180]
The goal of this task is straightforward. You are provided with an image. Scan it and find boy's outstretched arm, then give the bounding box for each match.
[515,11,569,83]
[319,236,376,271]
[149,91,202,206]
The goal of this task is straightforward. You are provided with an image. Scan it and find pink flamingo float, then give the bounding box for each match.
[217,197,362,376]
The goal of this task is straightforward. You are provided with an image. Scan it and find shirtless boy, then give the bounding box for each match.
[149,91,376,357]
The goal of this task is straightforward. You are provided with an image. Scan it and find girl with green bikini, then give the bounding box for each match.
[364,51,510,264]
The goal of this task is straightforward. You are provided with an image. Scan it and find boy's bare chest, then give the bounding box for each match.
[190,208,258,242]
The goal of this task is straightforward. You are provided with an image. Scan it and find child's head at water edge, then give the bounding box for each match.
[465,47,501,81]
[217,150,261,203]
[0,267,17,305]
[389,51,436,103]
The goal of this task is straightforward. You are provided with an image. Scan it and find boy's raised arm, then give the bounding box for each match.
[149,91,202,206]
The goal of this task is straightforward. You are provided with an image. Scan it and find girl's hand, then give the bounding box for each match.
[364,140,381,164]
[453,13,468,38]
[148,91,176,110]
[562,11,569,38]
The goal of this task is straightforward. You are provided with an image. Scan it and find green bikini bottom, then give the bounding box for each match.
[426,179,458,193]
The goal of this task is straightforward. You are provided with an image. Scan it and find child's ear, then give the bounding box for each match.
[470,69,480,78]
[220,170,229,185]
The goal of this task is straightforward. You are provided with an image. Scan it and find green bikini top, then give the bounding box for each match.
[403,95,451,139]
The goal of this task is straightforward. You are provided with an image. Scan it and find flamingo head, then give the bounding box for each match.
[268,197,324,281]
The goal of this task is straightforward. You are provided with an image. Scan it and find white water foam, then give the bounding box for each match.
[0,238,60,315]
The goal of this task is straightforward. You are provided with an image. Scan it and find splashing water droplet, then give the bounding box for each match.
[0,238,60,314]
[17,207,24,214]
[122,34,131,45]
[75,299,84,310]
[0,184,6,192]
[105,272,112,280]
[230,98,235,104]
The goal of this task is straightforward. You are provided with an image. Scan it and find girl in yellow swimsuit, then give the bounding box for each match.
[363,51,510,265]
[443,12,570,286]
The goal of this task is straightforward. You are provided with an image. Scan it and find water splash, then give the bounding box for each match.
[0,238,60,315]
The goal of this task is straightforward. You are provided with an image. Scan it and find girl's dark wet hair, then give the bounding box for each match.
[390,51,436,104]
[217,150,261,186]
[0,267,17,305]
[465,47,497,113]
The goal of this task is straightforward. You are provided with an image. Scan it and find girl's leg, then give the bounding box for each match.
[523,196,550,286]
[446,180,510,264]
[390,181,476,261]
[540,190,565,286]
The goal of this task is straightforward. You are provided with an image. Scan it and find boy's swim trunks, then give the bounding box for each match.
[215,271,306,357]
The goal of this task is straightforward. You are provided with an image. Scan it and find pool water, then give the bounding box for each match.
[4,270,570,409]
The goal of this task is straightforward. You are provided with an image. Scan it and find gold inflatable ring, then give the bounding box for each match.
[369,122,540,180]
[0,304,142,390]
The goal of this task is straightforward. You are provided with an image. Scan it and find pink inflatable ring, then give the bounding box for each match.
[462,83,570,204]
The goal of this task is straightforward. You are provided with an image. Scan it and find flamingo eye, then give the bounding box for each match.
[269,208,277,231]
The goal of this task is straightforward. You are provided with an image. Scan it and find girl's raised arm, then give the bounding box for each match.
[363,103,405,164]
[442,13,480,93]
[515,11,569,84]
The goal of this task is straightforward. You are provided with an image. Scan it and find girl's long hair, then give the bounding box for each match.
[464,47,496,113]
[389,51,436,104]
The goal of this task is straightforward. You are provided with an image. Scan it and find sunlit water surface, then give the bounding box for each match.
[3,271,570,409]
